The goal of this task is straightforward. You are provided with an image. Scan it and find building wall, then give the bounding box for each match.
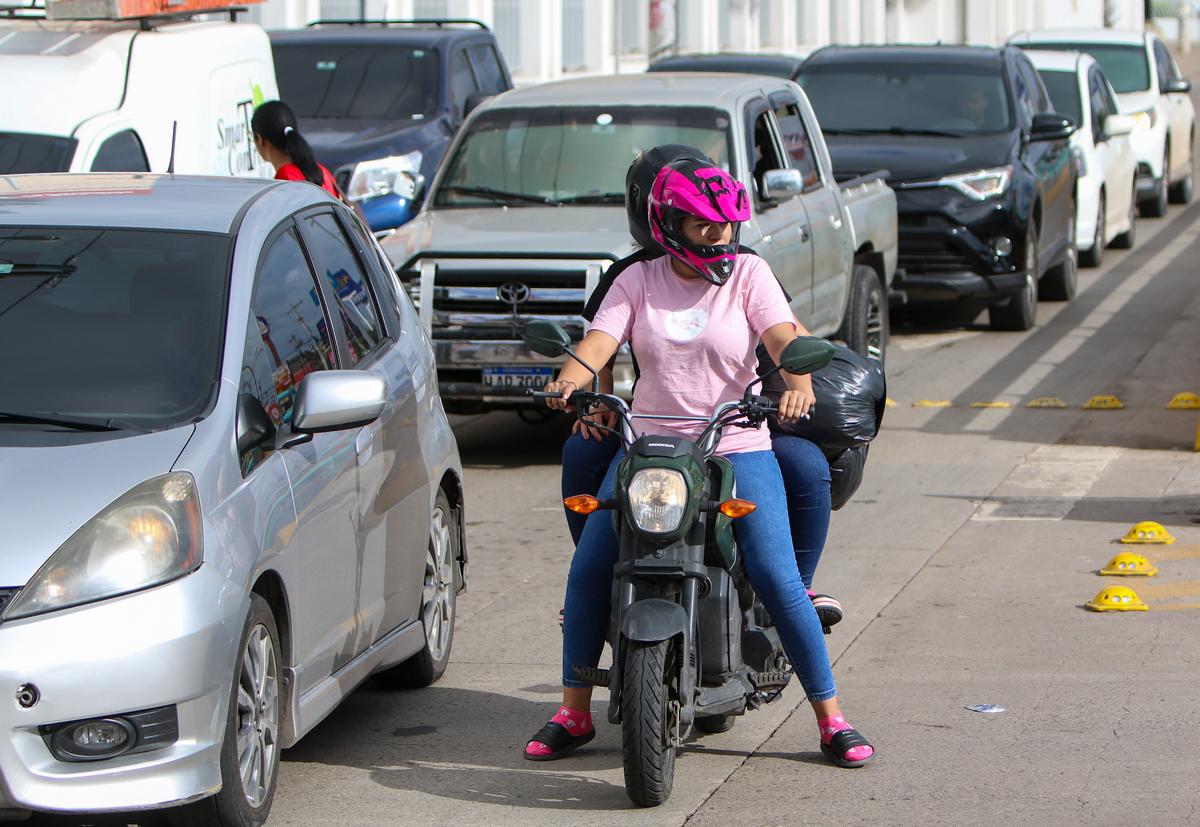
[249,0,1147,84]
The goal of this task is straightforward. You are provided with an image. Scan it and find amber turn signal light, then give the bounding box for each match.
[564,495,601,514]
[718,498,756,518]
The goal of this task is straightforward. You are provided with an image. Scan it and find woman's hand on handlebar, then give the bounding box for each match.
[776,375,816,423]
[541,379,578,411]
[573,408,617,440]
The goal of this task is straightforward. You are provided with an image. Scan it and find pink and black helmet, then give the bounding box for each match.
[648,157,751,285]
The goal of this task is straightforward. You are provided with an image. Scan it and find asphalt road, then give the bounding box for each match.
[31,69,1200,827]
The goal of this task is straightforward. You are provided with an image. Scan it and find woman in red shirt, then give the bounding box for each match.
[251,100,341,198]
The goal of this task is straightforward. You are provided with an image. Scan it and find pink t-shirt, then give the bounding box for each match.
[589,254,794,454]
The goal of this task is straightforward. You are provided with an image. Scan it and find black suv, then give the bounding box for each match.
[799,45,1077,330]
[271,19,513,233]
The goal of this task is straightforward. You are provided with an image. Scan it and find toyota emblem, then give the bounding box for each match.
[497,281,531,305]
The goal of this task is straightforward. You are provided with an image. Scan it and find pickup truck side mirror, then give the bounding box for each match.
[1164,78,1191,95]
[1029,112,1076,142]
[762,168,804,202]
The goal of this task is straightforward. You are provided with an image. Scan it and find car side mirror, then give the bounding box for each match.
[1164,78,1191,94]
[236,393,276,455]
[521,320,571,358]
[1029,112,1076,142]
[762,168,804,202]
[291,371,387,434]
[779,336,836,375]
[1103,113,1136,138]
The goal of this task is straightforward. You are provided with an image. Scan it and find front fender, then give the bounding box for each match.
[620,598,688,643]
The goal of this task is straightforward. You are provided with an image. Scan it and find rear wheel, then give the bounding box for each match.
[1169,167,1193,204]
[1110,183,1138,249]
[835,264,888,362]
[989,225,1038,331]
[621,640,677,807]
[1140,152,1169,217]
[1078,191,1104,268]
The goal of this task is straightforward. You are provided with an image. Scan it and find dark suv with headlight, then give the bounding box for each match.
[799,45,1077,330]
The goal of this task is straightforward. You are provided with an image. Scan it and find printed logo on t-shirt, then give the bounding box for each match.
[664,308,708,341]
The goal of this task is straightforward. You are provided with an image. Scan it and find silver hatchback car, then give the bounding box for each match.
[0,174,466,824]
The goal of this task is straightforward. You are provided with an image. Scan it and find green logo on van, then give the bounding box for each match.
[251,82,266,110]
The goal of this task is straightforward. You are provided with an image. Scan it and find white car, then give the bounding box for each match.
[1029,50,1138,268]
[1011,28,1195,217]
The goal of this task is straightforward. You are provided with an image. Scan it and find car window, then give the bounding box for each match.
[772,101,821,190]
[0,132,77,173]
[297,211,384,365]
[1037,69,1083,132]
[468,43,508,95]
[1089,68,1110,142]
[450,49,480,120]
[1024,43,1150,94]
[90,130,149,172]
[1152,39,1180,88]
[750,109,786,197]
[340,208,403,333]
[1017,57,1048,115]
[272,43,439,121]
[240,227,335,470]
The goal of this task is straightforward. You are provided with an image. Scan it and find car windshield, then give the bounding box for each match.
[799,64,1013,134]
[273,43,439,120]
[434,105,733,207]
[1026,44,1149,94]
[1037,69,1083,128]
[0,228,231,430]
[0,132,77,174]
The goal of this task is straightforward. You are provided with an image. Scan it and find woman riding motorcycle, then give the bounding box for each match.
[524,153,874,769]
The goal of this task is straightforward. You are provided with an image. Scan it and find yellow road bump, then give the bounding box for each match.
[1026,397,1068,408]
[1099,552,1158,577]
[969,401,1012,409]
[1120,521,1175,545]
[1167,392,1200,410]
[1083,395,1125,410]
[912,400,952,408]
[885,397,897,407]
[1086,585,1148,612]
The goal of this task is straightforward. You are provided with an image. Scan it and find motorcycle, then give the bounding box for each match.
[523,321,835,807]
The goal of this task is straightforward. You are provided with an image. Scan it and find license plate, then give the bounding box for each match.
[482,366,554,389]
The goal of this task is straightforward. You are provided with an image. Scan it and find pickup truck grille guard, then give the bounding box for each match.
[397,251,617,402]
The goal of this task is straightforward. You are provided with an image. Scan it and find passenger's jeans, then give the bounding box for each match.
[562,431,832,589]
[561,449,837,702]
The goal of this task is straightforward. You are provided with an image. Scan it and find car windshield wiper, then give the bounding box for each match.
[555,192,626,205]
[439,185,562,206]
[0,411,122,431]
[824,126,965,138]
[0,263,76,277]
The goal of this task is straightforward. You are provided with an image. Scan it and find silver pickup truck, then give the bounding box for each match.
[381,73,897,414]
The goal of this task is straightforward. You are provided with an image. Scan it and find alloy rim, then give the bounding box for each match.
[422,506,455,662]
[866,286,885,361]
[237,624,279,809]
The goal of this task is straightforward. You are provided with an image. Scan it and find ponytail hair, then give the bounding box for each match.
[251,100,324,187]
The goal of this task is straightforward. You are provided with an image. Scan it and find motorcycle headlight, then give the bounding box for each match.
[346,151,424,203]
[939,166,1012,201]
[627,468,689,534]
[3,473,203,621]
[1130,108,1156,131]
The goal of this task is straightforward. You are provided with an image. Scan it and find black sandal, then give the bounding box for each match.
[524,721,595,762]
[820,727,874,768]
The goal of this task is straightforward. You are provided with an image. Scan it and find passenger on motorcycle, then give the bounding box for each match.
[525,155,874,768]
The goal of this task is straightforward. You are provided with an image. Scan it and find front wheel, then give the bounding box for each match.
[621,640,677,807]
[988,225,1038,331]
[1141,152,1169,217]
[1078,191,1104,268]
[835,264,888,362]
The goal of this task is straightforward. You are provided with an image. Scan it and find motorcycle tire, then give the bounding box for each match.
[621,640,677,807]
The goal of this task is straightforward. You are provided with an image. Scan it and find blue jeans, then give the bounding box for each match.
[561,449,837,701]
[563,431,831,589]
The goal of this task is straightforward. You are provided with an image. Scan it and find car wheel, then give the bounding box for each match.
[168,594,282,827]
[835,264,888,362]
[989,225,1038,331]
[1078,191,1104,268]
[1140,152,1169,217]
[376,490,459,688]
[1110,183,1137,249]
[1040,232,1078,302]
[1169,167,1193,204]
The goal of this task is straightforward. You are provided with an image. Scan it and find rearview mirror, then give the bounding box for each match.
[236,393,276,455]
[522,321,572,358]
[1164,78,1191,94]
[292,371,387,433]
[1104,113,1136,137]
[1029,112,1075,142]
[762,168,804,202]
[779,336,836,375]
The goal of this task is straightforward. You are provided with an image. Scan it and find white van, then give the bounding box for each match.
[0,7,278,177]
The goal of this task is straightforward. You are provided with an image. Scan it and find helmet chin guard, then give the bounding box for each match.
[648,158,751,285]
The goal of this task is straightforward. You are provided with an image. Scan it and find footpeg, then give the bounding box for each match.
[572,666,610,687]
[749,670,791,689]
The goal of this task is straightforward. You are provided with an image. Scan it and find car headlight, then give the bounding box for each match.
[627,468,689,534]
[346,151,424,203]
[3,473,202,621]
[939,166,1012,200]
[1130,109,1156,131]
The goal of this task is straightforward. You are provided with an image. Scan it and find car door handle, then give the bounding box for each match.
[355,425,378,466]
[830,214,842,229]
[798,224,810,242]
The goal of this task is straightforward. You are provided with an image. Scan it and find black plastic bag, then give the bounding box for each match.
[828,444,869,511]
[761,344,887,455]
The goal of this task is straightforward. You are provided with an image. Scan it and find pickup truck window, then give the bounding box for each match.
[468,44,508,95]
[0,132,76,174]
[1025,43,1150,94]
[435,106,733,207]
[772,102,821,190]
[450,49,480,120]
[274,44,439,121]
[800,65,1013,135]
[749,109,786,195]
